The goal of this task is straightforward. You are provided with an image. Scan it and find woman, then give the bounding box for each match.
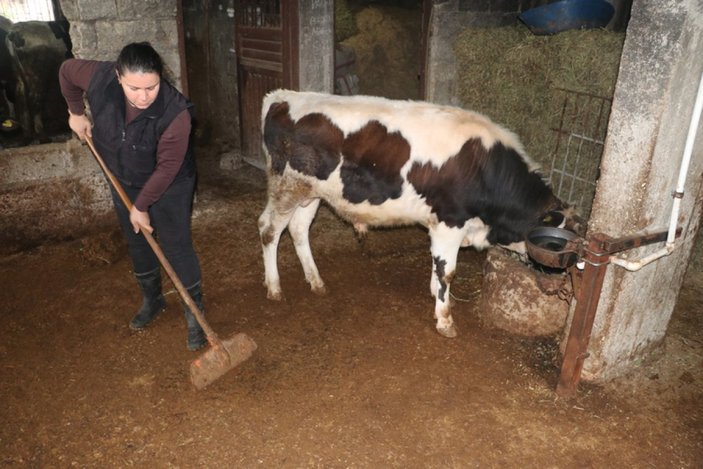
[59,42,207,351]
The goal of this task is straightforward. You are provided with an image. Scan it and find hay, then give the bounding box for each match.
[454,24,624,170]
[335,0,358,42]
[340,5,421,99]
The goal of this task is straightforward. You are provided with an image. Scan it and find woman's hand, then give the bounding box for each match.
[68,112,92,140]
[129,206,153,234]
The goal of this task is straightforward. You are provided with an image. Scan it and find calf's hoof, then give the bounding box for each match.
[436,324,458,338]
[311,283,327,296]
[267,290,284,301]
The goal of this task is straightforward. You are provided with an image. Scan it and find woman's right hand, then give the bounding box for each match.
[68,112,92,140]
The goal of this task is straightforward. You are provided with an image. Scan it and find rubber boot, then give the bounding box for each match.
[183,283,207,351]
[129,268,166,331]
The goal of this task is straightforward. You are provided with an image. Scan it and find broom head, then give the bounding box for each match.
[190,333,257,390]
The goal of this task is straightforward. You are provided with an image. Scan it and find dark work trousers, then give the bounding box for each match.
[110,174,202,289]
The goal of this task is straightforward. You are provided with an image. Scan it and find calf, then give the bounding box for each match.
[258,89,577,338]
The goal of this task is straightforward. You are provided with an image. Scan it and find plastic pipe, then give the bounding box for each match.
[609,244,675,271]
[668,69,703,244]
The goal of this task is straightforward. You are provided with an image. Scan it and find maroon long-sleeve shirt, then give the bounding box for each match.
[59,59,192,211]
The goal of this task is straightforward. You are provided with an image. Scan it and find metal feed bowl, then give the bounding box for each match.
[526,227,582,269]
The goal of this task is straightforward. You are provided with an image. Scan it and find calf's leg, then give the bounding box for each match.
[429,259,439,299]
[428,225,465,338]
[258,200,296,301]
[288,198,326,295]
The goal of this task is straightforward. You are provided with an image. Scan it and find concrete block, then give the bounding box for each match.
[479,247,570,336]
[77,0,118,21]
[0,140,113,255]
[70,22,98,59]
[59,0,80,21]
[115,0,177,20]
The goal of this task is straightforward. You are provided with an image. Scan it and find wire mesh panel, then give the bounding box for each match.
[549,88,612,219]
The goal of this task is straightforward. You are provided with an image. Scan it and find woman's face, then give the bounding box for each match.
[117,70,160,109]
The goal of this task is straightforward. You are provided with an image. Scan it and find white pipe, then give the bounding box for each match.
[610,69,703,271]
[668,69,703,244]
[610,244,675,271]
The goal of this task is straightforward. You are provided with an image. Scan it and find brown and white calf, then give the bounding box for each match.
[258,89,576,338]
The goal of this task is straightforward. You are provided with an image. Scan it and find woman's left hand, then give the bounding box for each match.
[129,206,153,234]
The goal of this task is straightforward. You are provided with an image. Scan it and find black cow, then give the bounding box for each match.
[4,19,72,142]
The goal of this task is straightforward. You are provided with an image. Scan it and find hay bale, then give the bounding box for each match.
[335,0,358,42]
[454,24,625,169]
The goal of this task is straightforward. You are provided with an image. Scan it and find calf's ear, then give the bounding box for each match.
[561,206,587,237]
[566,213,587,237]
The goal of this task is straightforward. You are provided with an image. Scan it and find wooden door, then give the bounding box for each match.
[235,0,298,168]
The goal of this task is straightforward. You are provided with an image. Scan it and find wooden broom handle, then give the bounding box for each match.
[84,136,221,345]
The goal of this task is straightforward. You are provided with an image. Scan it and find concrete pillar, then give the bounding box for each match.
[425,1,460,105]
[580,0,703,381]
[298,0,334,93]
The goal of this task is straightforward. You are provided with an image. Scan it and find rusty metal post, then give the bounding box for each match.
[556,232,611,397]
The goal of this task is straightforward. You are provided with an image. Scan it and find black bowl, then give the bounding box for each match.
[526,227,581,269]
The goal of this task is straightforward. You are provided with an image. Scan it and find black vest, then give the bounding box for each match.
[87,62,194,187]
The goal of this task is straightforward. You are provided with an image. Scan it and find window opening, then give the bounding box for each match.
[0,0,55,22]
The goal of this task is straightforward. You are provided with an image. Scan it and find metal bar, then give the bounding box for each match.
[549,129,605,144]
[550,90,570,188]
[603,228,680,254]
[556,232,611,397]
[553,86,614,101]
[557,133,572,196]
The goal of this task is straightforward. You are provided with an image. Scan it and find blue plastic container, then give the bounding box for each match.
[519,0,615,35]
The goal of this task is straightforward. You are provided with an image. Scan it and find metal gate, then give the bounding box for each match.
[235,0,298,168]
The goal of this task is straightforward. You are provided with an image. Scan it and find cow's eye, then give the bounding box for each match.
[541,211,564,227]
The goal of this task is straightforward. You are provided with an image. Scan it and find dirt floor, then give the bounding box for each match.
[1,159,702,468]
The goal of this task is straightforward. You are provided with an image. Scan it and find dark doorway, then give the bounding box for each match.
[181,0,239,155]
[335,0,425,100]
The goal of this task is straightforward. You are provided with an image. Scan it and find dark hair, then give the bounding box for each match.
[116,42,163,77]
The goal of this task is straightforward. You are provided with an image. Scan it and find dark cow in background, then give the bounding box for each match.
[0,16,16,121]
[258,90,579,338]
[2,18,72,142]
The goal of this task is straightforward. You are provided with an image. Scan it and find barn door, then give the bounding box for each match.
[235,0,299,168]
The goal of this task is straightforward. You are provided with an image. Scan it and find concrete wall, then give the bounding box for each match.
[59,0,183,86]
[0,140,113,254]
[579,0,703,381]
